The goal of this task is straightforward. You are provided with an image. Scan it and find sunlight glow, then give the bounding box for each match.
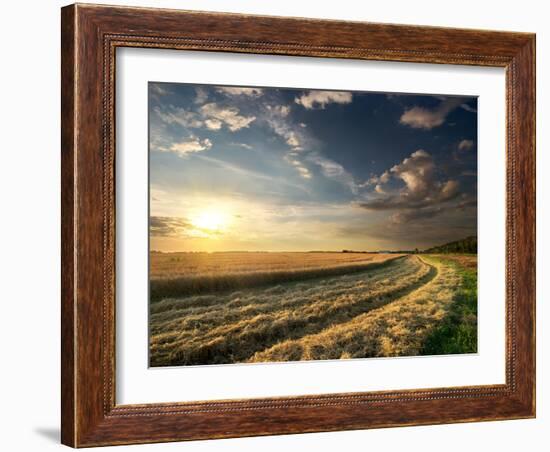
[190,209,230,234]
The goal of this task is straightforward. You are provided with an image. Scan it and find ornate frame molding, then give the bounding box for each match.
[62,4,535,447]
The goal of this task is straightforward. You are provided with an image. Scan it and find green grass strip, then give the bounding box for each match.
[421,256,478,355]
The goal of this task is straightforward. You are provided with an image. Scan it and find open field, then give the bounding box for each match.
[150,251,401,279]
[149,253,477,367]
[149,252,403,302]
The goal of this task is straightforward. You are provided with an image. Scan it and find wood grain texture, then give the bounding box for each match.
[60,5,76,446]
[60,3,536,447]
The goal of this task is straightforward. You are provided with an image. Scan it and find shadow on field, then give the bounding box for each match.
[151,258,437,367]
[150,256,405,302]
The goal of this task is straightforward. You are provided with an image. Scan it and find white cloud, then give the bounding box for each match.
[439,180,460,201]
[284,154,312,179]
[263,101,356,189]
[363,170,390,187]
[199,103,256,132]
[151,85,167,96]
[285,131,301,149]
[167,137,212,157]
[194,87,208,104]
[295,90,353,110]
[297,166,313,179]
[155,102,255,132]
[360,150,461,211]
[266,104,291,117]
[399,98,462,130]
[217,87,264,97]
[204,118,223,130]
[390,149,435,199]
[231,142,253,150]
[458,139,474,151]
[150,84,170,97]
[154,106,203,129]
[307,152,358,193]
[264,106,306,151]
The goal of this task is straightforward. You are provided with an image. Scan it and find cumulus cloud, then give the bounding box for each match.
[199,103,256,132]
[399,98,462,130]
[361,171,390,188]
[217,87,264,97]
[154,103,256,132]
[295,90,353,109]
[389,149,436,200]
[150,84,170,97]
[266,104,291,117]
[458,139,474,151]
[154,106,204,129]
[359,150,460,212]
[167,137,212,157]
[204,118,223,130]
[439,180,460,201]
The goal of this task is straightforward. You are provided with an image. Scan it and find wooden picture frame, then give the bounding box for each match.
[61,3,535,447]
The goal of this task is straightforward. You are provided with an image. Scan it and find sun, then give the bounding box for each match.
[191,209,229,233]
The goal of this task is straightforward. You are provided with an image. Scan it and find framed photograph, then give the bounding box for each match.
[61,4,535,447]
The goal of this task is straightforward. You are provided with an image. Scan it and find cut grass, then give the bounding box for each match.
[149,253,477,366]
[150,253,403,302]
[150,256,433,366]
[420,255,477,355]
[250,256,460,362]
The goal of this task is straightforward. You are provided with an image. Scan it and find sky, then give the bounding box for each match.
[149,82,477,252]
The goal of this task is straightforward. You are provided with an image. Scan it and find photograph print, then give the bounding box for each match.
[148,82,478,367]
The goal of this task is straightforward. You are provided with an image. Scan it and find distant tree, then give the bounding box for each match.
[424,236,477,254]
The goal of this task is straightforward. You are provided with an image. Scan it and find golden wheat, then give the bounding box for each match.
[149,252,403,301]
[150,251,399,279]
[248,256,461,362]
[150,255,436,366]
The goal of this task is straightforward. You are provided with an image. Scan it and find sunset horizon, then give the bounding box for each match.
[149,82,477,253]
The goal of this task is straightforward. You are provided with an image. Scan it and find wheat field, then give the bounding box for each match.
[150,251,400,279]
[149,252,403,302]
[149,253,474,367]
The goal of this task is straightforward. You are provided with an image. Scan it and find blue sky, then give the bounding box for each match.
[149,82,477,252]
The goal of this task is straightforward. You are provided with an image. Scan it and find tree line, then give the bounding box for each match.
[424,236,477,254]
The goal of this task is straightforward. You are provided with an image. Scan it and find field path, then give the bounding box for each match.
[249,256,461,362]
[150,255,438,366]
